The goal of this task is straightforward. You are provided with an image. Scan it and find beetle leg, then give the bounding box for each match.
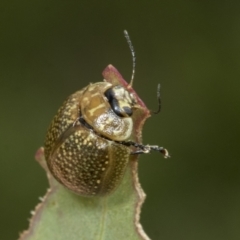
[130,150,146,155]
[143,145,170,158]
[120,141,170,158]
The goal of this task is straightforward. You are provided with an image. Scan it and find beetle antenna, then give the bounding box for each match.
[152,83,162,114]
[124,30,136,87]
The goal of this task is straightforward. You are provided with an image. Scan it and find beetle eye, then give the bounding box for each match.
[105,87,133,117]
[122,106,132,116]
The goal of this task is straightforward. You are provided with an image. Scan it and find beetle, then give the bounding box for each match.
[44,31,169,196]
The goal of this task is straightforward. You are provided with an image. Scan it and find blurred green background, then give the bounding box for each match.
[1,1,240,240]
